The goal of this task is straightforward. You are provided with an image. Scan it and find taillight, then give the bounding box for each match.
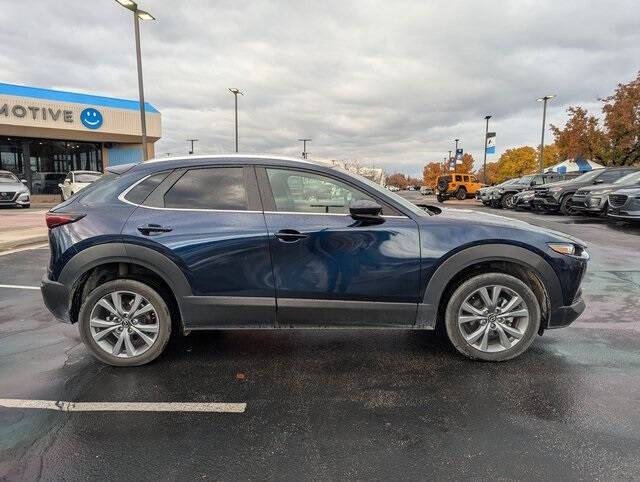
[45,213,85,229]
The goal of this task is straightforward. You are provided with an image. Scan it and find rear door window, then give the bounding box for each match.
[164,167,247,210]
[463,175,469,182]
[455,175,462,182]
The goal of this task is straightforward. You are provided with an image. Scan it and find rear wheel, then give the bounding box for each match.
[444,273,541,361]
[456,188,467,200]
[78,279,172,366]
[437,193,445,203]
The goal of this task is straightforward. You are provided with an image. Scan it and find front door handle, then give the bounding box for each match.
[138,224,173,236]
[275,229,308,242]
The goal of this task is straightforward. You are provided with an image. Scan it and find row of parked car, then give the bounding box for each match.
[476,167,640,221]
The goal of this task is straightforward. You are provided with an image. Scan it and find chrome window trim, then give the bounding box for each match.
[118,173,408,218]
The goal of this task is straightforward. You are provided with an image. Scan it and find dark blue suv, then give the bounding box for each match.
[41,156,589,366]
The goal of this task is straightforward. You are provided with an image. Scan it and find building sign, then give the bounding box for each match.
[486,132,496,154]
[0,103,74,123]
[80,108,103,129]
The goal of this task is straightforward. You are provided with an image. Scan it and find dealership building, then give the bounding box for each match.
[0,82,161,197]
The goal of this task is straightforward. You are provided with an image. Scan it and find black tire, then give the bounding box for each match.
[437,193,445,203]
[23,204,30,209]
[559,194,577,216]
[444,273,541,362]
[456,188,467,200]
[78,279,172,366]
[502,193,516,209]
[437,177,451,192]
[482,201,490,206]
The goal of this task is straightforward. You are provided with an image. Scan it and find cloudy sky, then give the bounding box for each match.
[2,1,639,176]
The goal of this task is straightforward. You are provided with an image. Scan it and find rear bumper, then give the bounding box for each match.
[547,296,585,329]
[41,274,72,323]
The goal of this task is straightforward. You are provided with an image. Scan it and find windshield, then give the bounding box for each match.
[334,167,428,217]
[75,172,102,183]
[0,172,19,183]
[514,175,534,185]
[614,171,640,184]
[572,169,602,183]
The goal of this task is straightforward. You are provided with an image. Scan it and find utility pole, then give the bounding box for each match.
[187,139,198,155]
[537,95,555,173]
[298,138,311,159]
[483,115,491,181]
[228,88,243,152]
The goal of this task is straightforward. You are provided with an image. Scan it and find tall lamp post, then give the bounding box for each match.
[298,138,311,159]
[483,115,492,181]
[115,0,155,161]
[228,88,243,152]
[537,95,555,174]
[187,139,198,155]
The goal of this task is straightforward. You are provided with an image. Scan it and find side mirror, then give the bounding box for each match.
[349,199,382,222]
[21,179,28,184]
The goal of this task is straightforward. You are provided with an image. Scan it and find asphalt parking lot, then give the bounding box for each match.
[1,198,639,480]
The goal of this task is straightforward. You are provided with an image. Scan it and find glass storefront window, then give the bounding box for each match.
[0,136,103,194]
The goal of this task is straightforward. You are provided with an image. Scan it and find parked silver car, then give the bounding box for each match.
[0,170,30,208]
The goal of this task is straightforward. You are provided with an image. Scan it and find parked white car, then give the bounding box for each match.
[58,171,102,201]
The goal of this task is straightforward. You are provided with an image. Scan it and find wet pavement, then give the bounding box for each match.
[1,201,639,480]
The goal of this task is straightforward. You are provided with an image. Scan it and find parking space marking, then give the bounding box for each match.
[0,243,48,257]
[0,399,247,413]
[0,284,40,290]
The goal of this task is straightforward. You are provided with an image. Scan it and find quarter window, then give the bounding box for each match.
[125,172,170,205]
[266,168,375,214]
[164,167,247,210]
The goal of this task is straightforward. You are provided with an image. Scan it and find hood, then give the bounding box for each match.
[612,186,640,195]
[0,180,28,192]
[538,178,581,188]
[578,181,639,194]
[433,207,587,247]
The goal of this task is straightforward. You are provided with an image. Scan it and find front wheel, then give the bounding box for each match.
[560,194,577,216]
[502,193,516,209]
[78,279,172,366]
[444,273,541,361]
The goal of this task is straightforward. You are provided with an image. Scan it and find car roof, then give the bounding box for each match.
[127,154,336,176]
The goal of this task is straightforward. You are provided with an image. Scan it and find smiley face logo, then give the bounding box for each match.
[80,108,103,129]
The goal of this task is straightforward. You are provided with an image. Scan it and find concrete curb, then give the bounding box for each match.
[0,233,48,253]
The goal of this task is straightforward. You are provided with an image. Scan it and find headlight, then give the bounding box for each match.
[548,243,589,259]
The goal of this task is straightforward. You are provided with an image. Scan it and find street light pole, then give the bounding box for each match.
[298,138,311,159]
[115,1,155,162]
[537,95,555,174]
[228,88,243,152]
[187,139,198,155]
[483,115,491,181]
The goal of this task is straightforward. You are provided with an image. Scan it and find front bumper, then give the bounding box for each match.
[533,196,560,209]
[547,295,586,329]
[571,194,606,213]
[41,274,72,323]
[0,192,30,207]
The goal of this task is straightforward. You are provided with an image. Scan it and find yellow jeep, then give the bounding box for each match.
[436,173,483,202]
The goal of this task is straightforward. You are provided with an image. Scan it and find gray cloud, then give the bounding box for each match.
[1,0,638,176]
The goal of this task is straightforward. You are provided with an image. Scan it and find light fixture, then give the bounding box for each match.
[537,95,556,102]
[115,0,137,10]
[137,10,155,20]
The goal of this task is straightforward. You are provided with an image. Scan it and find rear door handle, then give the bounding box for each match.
[275,229,308,242]
[137,224,173,236]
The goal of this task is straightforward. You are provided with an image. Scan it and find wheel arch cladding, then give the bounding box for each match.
[420,244,562,328]
[59,243,192,323]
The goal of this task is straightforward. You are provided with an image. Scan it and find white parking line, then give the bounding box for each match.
[0,399,247,413]
[0,284,40,290]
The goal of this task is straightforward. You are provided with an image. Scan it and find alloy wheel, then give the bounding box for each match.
[89,290,159,358]
[457,284,530,353]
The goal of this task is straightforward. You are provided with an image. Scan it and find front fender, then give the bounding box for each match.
[416,243,563,328]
